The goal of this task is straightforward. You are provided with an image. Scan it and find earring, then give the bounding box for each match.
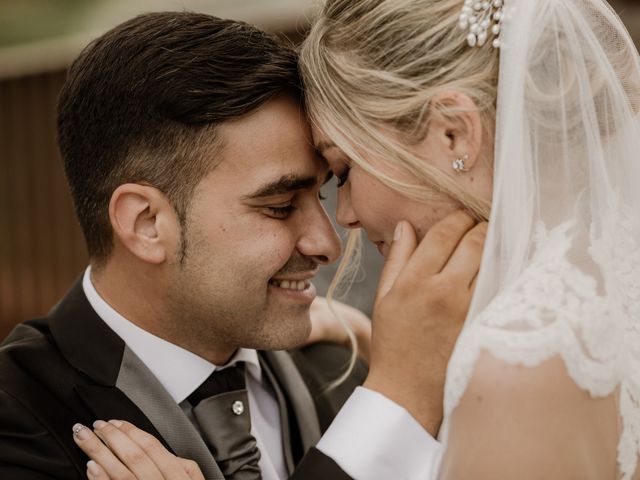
[452,154,470,173]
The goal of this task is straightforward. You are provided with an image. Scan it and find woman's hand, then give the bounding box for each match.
[72,420,204,480]
[305,296,372,362]
[364,211,487,436]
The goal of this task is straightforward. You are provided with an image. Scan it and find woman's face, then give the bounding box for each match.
[312,117,493,257]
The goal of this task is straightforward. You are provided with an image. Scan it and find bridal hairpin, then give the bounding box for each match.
[458,0,504,48]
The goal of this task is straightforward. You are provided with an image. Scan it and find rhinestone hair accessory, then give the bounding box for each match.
[458,0,504,48]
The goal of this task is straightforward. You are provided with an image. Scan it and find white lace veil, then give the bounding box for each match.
[443,0,640,477]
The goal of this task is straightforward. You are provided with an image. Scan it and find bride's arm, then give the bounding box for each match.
[439,353,620,480]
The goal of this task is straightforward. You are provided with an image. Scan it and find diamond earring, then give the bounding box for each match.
[452,154,470,173]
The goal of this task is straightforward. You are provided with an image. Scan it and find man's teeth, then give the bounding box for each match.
[270,279,308,291]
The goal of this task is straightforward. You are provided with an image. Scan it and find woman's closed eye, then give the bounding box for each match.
[336,167,351,188]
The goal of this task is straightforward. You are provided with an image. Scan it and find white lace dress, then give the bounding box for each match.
[434,0,640,476]
[439,211,640,479]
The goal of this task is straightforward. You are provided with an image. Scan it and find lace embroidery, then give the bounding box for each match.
[443,208,640,478]
[591,201,640,479]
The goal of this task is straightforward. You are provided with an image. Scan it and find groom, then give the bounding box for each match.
[0,12,482,480]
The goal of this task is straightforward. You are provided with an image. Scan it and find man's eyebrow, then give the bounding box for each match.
[244,174,319,199]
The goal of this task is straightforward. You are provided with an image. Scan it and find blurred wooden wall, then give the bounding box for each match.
[0,70,88,339]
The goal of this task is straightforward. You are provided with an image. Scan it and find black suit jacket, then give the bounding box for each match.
[0,278,366,479]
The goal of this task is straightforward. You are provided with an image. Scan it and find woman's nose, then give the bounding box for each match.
[336,186,361,229]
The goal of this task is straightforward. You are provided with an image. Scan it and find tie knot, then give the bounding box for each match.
[188,363,246,407]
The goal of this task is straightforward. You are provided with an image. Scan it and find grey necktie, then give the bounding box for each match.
[188,364,262,479]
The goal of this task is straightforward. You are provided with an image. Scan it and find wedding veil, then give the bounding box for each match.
[442,0,640,477]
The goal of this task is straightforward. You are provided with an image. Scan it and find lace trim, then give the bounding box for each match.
[443,210,640,478]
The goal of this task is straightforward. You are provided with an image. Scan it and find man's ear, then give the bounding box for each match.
[108,183,177,264]
[421,90,484,171]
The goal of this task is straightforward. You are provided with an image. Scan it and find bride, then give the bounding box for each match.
[73,0,640,478]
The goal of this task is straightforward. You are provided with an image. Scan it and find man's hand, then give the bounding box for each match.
[364,211,487,436]
[305,297,372,363]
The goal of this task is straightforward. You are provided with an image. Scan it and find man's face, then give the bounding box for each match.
[166,95,341,357]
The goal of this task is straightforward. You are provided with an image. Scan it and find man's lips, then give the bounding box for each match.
[269,269,318,292]
[269,278,311,291]
[270,269,318,282]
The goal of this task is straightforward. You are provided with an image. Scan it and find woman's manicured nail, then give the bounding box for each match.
[87,460,102,476]
[72,423,91,440]
[108,419,123,428]
[394,222,403,241]
[93,420,107,429]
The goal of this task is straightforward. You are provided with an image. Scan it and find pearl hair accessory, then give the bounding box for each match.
[452,154,470,172]
[458,0,504,48]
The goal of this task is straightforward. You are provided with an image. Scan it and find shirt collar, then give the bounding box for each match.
[82,267,262,403]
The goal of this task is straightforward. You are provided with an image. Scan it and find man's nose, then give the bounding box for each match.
[296,203,342,265]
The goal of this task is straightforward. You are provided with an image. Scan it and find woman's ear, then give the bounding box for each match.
[108,184,177,264]
[420,90,484,171]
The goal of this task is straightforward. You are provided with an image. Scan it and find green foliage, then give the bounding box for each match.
[0,0,105,47]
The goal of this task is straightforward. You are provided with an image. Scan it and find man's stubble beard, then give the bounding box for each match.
[165,257,313,358]
[166,221,318,356]
[164,268,264,354]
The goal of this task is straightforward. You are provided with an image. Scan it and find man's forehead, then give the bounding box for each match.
[202,95,328,195]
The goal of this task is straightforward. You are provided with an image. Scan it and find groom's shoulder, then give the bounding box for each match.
[0,318,84,477]
[0,316,78,417]
[0,317,57,375]
[288,343,368,431]
[0,315,64,372]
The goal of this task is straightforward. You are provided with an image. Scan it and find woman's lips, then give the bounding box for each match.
[375,241,388,257]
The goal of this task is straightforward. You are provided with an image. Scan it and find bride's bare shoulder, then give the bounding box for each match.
[439,352,620,480]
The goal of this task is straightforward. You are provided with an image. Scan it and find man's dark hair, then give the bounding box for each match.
[57,11,301,264]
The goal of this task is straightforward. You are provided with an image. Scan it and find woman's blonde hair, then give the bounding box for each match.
[301,0,500,216]
[300,0,501,385]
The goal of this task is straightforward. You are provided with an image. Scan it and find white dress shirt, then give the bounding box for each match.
[83,267,442,480]
[317,388,444,480]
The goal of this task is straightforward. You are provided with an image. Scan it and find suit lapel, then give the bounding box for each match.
[259,353,297,474]
[74,383,164,444]
[48,277,225,480]
[49,276,127,386]
[261,351,322,453]
[116,347,224,480]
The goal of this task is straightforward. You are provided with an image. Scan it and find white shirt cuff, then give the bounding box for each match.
[316,386,443,480]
